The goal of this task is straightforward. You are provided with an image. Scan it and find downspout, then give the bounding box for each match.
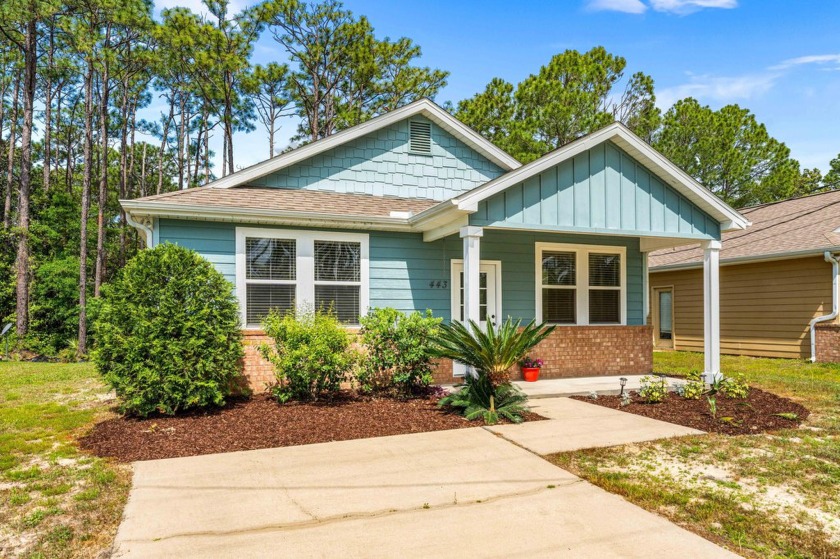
[124,212,155,248]
[809,251,839,362]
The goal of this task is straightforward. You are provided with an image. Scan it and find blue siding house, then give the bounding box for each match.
[122,99,748,388]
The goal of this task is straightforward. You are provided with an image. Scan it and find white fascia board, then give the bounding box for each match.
[649,246,840,272]
[201,99,519,191]
[452,123,749,232]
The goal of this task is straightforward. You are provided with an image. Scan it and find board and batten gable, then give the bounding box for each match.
[470,140,721,240]
[156,219,645,325]
[248,116,505,201]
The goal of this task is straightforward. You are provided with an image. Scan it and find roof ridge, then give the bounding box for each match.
[739,188,840,212]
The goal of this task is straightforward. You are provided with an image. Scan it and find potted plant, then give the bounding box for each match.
[519,356,543,382]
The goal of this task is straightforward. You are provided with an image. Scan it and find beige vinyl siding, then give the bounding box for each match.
[650,256,834,359]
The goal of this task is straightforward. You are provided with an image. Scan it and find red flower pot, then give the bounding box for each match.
[522,367,540,382]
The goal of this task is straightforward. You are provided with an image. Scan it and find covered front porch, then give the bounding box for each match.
[422,126,746,384]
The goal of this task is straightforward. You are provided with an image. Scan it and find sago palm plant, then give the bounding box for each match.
[434,318,555,424]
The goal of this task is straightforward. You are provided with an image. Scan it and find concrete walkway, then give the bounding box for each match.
[114,415,733,558]
[488,397,703,455]
[515,374,685,398]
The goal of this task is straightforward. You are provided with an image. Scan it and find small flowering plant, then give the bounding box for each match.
[519,356,543,368]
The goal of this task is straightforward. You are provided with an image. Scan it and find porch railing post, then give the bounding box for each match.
[702,240,722,380]
[460,226,483,326]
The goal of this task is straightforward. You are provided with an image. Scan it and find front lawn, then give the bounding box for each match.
[0,361,130,559]
[549,352,840,559]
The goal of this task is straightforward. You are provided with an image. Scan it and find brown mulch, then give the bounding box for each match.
[80,393,544,462]
[571,388,809,435]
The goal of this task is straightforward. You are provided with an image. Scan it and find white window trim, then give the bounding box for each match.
[235,227,370,329]
[535,242,627,326]
[449,259,503,324]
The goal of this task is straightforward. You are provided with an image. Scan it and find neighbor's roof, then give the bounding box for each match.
[649,189,840,270]
[123,187,438,220]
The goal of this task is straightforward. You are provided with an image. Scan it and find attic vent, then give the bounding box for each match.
[409,121,432,154]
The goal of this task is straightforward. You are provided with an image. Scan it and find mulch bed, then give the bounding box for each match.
[571,388,809,435]
[80,393,544,462]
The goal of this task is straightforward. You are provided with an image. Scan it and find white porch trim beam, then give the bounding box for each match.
[460,226,484,326]
[702,240,722,380]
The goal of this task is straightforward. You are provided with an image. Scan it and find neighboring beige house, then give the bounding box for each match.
[649,190,840,362]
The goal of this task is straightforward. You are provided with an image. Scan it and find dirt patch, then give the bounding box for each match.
[80,393,544,462]
[572,388,808,435]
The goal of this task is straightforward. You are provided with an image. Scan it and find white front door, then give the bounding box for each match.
[451,260,500,377]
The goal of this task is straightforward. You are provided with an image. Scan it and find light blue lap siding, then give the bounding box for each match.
[157,220,644,325]
[471,140,721,240]
[249,116,505,201]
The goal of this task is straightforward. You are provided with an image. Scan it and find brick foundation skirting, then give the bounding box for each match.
[814,323,840,363]
[243,326,653,392]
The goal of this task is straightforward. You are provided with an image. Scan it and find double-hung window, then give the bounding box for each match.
[537,243,625,325]
[237,228,369,328]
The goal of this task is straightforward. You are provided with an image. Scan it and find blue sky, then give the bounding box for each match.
[151,0,840,174]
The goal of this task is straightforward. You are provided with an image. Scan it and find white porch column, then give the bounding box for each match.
[460,226,483,325]
[702,240,722,380]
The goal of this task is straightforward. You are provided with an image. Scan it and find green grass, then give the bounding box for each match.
[0,361,130,559]
[548,352,840,559]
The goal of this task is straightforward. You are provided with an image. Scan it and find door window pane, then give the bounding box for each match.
[659,291,673,339]
[459,271,488,322]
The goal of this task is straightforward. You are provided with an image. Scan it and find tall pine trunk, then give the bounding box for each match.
[94,25,111,297]
[157,96,174,194]
[15,18,37,337]
[4,73,20,230]
[78,60,94,356]
[42,21,55,193]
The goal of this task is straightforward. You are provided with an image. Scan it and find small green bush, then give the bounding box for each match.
[639,375,668,403]
[93,243,244,417]
[681,370,705,400]
[260,307,355,403]
[439,379,528,425]
[357,308,442,395]
[722,372,750,399]
[28,256,82,356]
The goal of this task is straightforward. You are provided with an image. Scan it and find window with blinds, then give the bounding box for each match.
[314,241,361,323]
[541,251,576,323]
[588,253,621,324]
[245,238,296,327]
[537,245,624,325]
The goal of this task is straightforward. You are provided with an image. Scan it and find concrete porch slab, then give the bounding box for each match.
[488,397,703,455]
[514,374,685,398]
[114,425,734,559]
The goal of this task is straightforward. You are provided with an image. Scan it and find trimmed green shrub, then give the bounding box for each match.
[357,308,442,395]
[93,243,244,417]
[260,307,355,403]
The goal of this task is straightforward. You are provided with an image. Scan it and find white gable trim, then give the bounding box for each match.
[452,123,750,232]
[209,99,520,190]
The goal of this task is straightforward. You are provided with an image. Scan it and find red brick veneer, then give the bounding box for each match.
[814,323,840,363]
[242,326,654,391]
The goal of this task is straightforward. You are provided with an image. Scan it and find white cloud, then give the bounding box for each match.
[585,0,736,14]
[657,72,779,109]
[770,54,840,71]
[649,0,737,14]
[585,0,648,14]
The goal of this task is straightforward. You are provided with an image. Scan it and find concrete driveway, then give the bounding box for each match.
[114,411,736,558]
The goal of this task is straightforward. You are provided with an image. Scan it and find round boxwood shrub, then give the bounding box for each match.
[93,243,244,417]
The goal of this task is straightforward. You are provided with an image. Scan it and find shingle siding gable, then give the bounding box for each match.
[250,116,505,201]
